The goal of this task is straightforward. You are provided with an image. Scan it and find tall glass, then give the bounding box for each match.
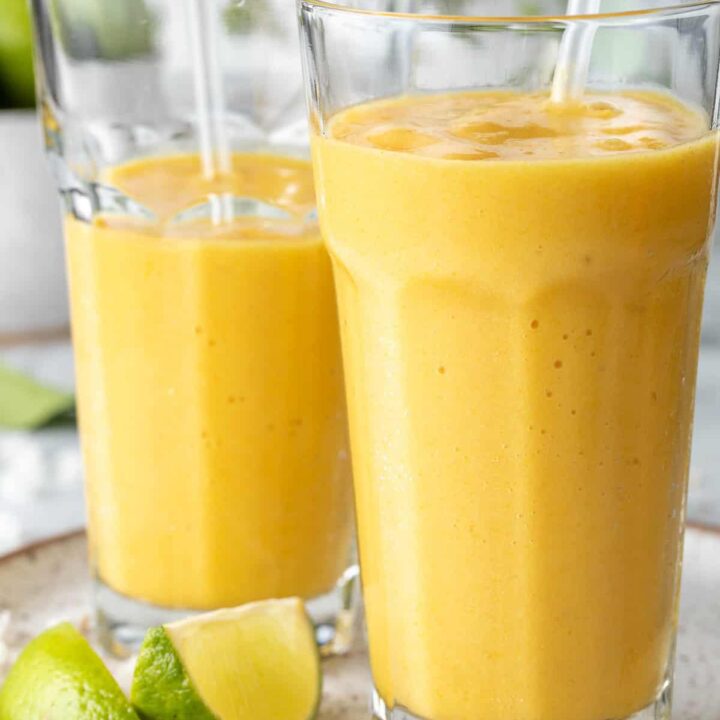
[30,0,357,656]
[299,1,720,718]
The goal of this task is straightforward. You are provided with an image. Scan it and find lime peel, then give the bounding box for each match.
[132,598,321,720]
[0,622,138,720]
[132,626,216,720]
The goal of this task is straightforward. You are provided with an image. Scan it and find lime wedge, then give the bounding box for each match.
[0,622,138,719]
[131,598,321,720]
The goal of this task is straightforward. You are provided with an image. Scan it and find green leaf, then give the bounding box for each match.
[50,0,157,62]
[0,0,36,108]
[0,363,75,430]
[223,1,280,36]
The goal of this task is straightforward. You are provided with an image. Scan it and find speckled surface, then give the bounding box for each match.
[0,528,719,719]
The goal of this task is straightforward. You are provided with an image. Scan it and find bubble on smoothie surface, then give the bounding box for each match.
[366,128,439,151]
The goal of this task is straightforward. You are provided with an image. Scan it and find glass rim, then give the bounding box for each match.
[297,0,720,23]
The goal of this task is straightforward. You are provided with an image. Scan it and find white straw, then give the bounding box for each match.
[551,0,601,104]
[185,0,231,180]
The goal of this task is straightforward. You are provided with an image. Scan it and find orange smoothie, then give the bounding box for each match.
[66,154,353,610]
[313,92,718,720]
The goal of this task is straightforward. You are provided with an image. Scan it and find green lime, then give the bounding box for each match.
[132,598,321,720]
[0,622,138,719]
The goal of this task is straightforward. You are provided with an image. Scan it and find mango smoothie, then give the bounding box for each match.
[313,92,718,720]
[66,153,353,610]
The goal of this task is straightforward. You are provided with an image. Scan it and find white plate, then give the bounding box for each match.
[0,528,718,719]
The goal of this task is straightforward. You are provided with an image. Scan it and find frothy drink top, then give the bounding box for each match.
[328,91,708,161]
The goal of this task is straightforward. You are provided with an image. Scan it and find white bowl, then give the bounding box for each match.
[0,111,68,336]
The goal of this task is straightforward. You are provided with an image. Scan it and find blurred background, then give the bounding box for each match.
[0,0,718,556]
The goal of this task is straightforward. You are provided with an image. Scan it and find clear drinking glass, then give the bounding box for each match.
[299,1,720,718]
[30,0,357,656]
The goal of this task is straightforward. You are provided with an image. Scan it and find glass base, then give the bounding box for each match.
[371,678,673,720]
[95,563,360,659]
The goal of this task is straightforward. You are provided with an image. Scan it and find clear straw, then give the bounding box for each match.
[550,0,601,104]
[185,0,231,180]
